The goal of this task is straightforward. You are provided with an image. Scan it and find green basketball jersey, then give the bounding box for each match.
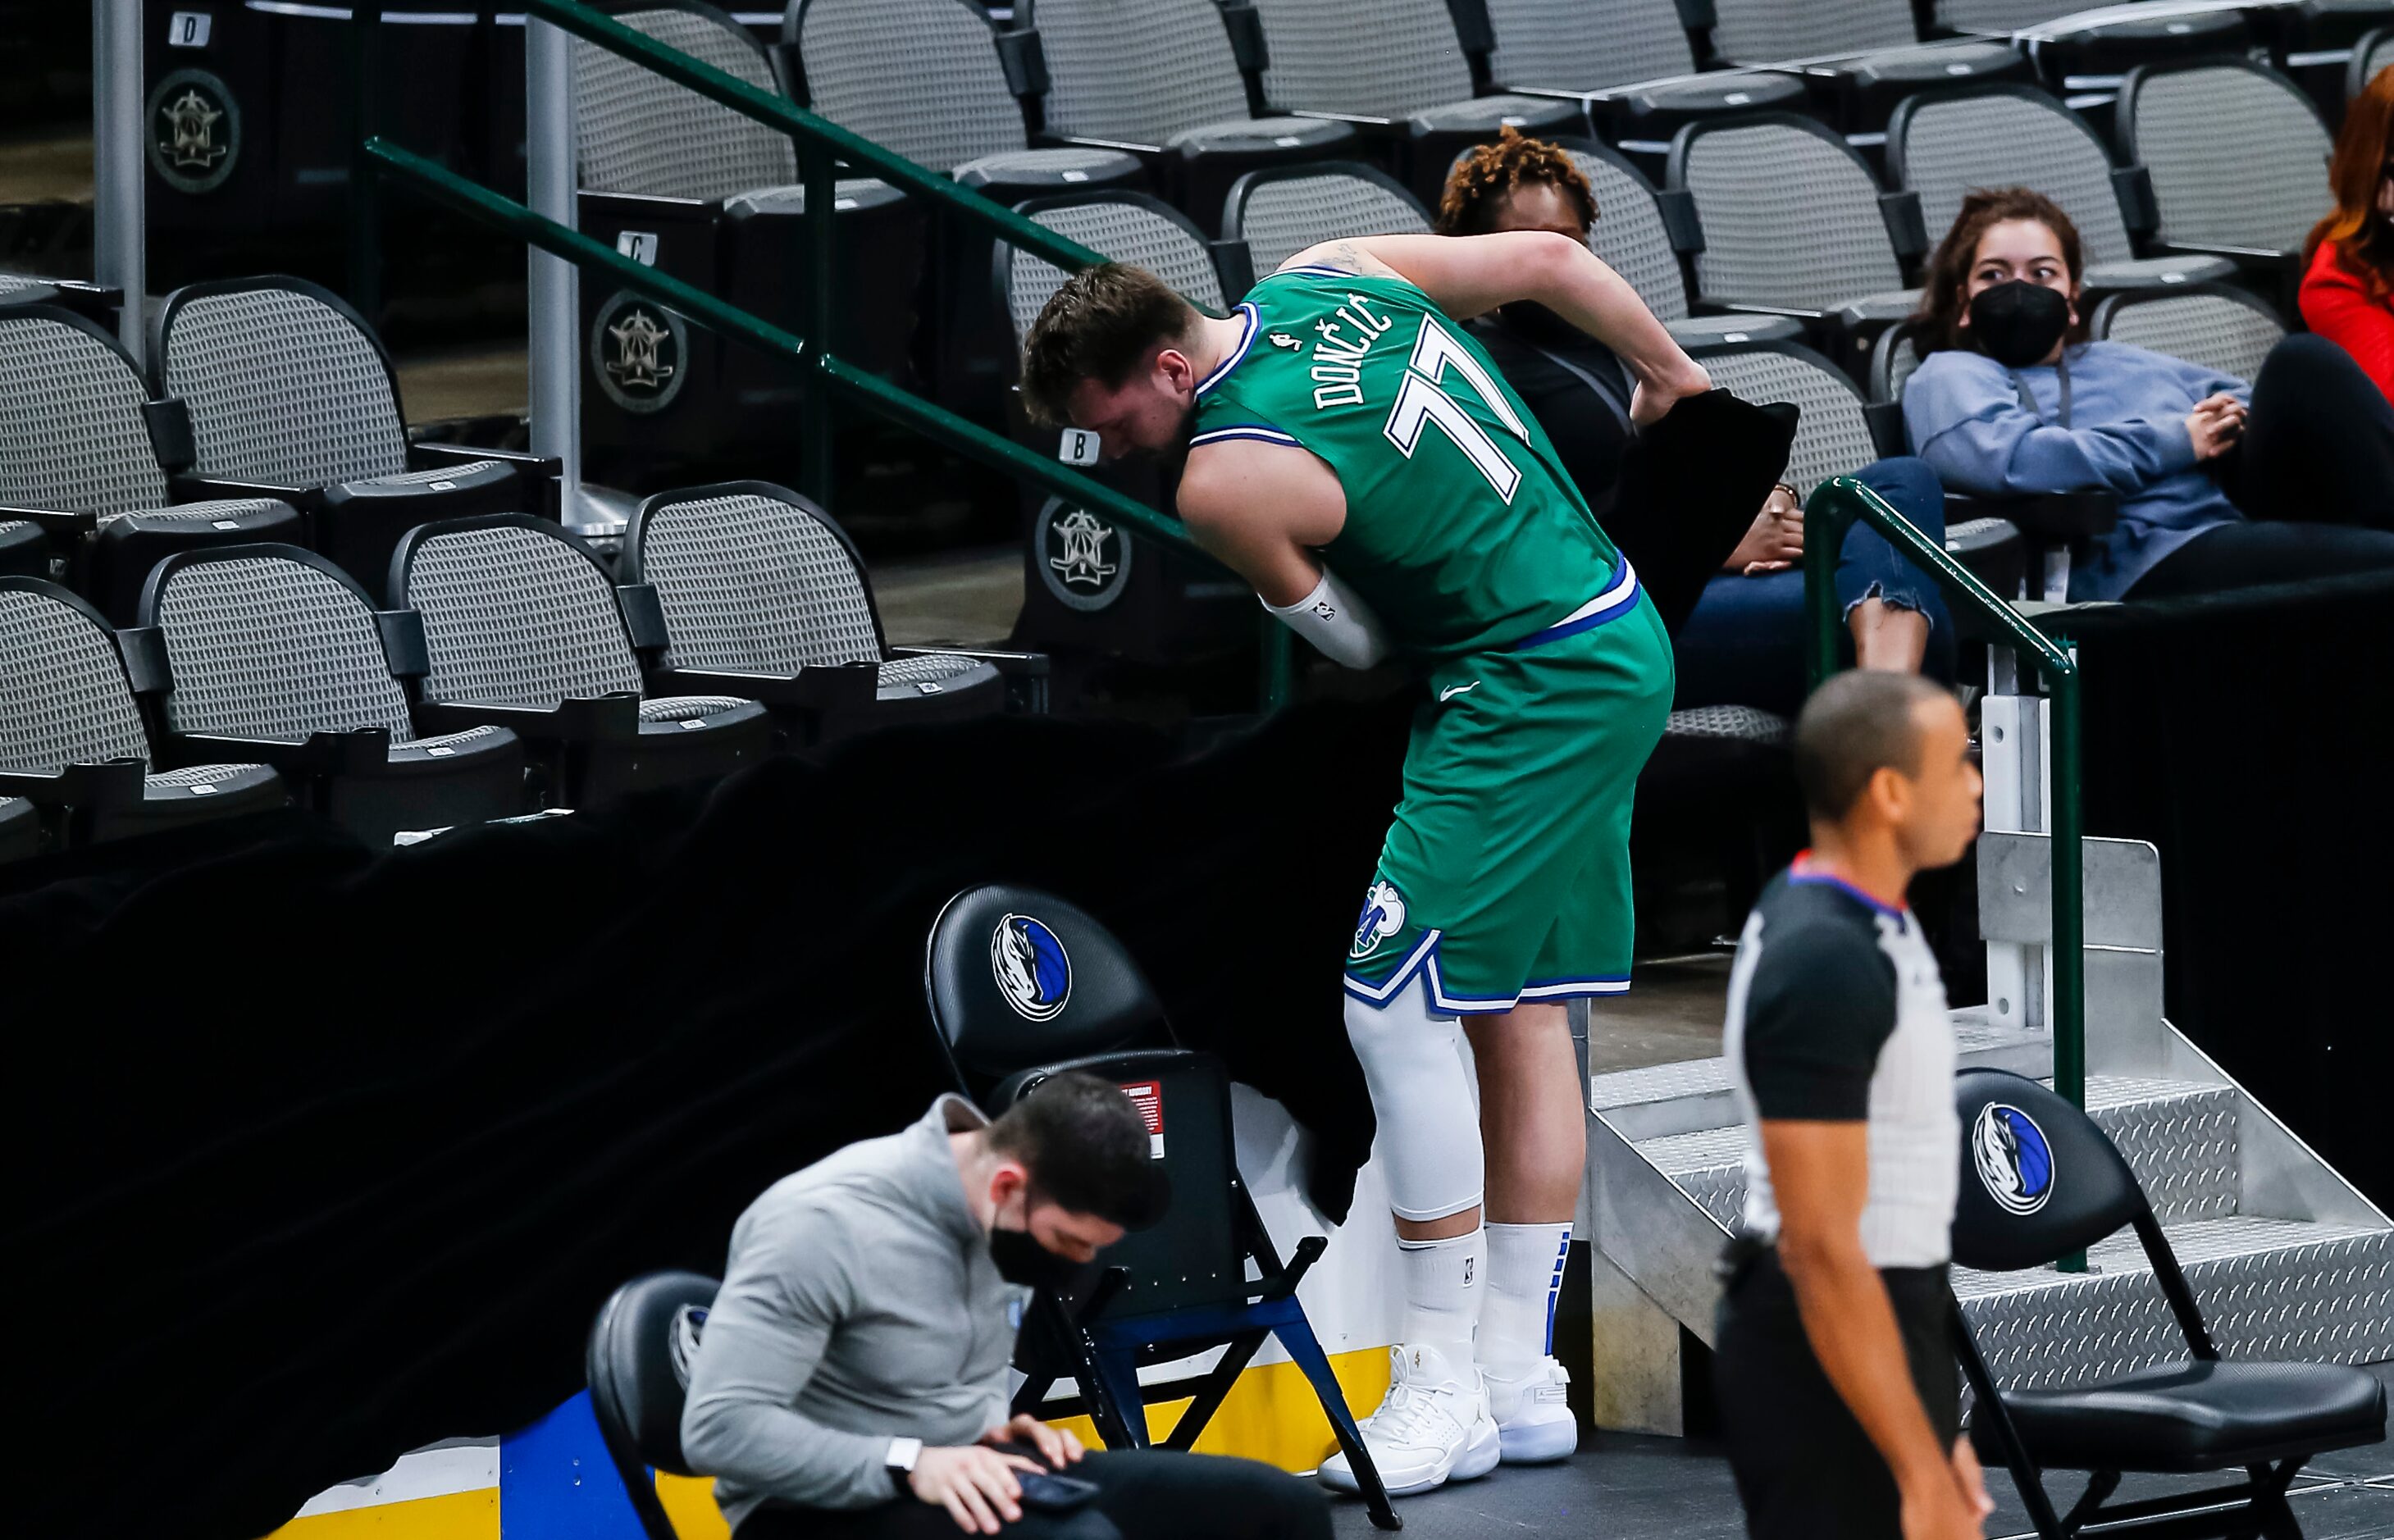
[1191,265,1630,661]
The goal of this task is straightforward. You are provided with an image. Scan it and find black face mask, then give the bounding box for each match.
[1968,279,2072,369]
[1501,300,1589,350]
[989,1219,1085,1292]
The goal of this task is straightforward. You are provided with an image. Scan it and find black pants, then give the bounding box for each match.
[1712,1246,1961,1540]
[736,1447,1333,1540]
[2136,334,2394,598]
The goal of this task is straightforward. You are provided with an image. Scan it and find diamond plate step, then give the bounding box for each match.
[1634,1075,2241,1231]
[1589,1018,2052,1141]
[1958,1217,2394,1392]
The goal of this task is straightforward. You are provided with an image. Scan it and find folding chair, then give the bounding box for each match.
[922,885,1400,1530]
[587,1270,720,1540]
[1951,1069,2387,1539]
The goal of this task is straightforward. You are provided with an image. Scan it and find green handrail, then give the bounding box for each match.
[1803,478,2085,1122]
[365,137,1299,712]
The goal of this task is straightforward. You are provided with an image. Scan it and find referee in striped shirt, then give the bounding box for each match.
[1713,671,1993,1540]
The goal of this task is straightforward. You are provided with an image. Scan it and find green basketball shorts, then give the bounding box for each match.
[1343,573,1673,1015]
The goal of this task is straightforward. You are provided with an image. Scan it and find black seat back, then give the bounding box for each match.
[1953,1068,2148,1273]
[586,1269,719,1533]
[925,885,1174,1095]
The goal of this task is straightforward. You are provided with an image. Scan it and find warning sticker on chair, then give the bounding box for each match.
[1119,1081,1164,1159]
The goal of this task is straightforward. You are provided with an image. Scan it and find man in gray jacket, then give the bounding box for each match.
[683,1072,1332,1539]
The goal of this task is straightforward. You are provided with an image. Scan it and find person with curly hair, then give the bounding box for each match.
[2301,63,2394,402]
[1904,187,2394,599]
[1439,130,1954,717]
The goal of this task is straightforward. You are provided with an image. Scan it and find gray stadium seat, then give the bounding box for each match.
[992,192,1251,664]
[390,514,774,807]
[1885,84,2233,298]
[1702,0,2028,130]
[0,303,300,624]
[2359,27,2394,100]
[622,481,1019,741]
[1550,140,1806,346]
[1022,0,1359,235]
[1241,0,1578,204]
[150,277,550,592]
[2090,285,2287,385]
[139,546,526,846]
[2118,58,2334,283]
[1930,0,2086,31]
[2016,4,2256,106]
[1687,339,1895,496]
[1477,0,1811,156]
[1667,114,1927,370]
[0,575,286,849]
[573,1,928,479]
[1219,163,1430,289]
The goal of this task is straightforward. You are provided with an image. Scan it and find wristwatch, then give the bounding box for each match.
[886,1436,923,1493]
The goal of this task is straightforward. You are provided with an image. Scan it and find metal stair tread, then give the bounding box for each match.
[1953,1215,2394,1301]
[1589,1019,2048,1114]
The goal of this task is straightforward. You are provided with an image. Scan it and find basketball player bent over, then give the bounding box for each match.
[1019,232,1713,1496]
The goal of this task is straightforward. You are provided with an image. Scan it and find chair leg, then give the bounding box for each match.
[1164,1328,1270,1452]
[1086,1343,1151,1451]
[1274,1320,1401,1532]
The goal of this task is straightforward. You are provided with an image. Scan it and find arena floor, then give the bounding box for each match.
[1324,1365,2394,1538]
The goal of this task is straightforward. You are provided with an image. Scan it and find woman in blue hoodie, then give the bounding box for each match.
[1902,187,2394,599]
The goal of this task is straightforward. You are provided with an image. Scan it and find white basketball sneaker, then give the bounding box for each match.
[1318,1342,1502,1497]
[1484,1355,1577,1463]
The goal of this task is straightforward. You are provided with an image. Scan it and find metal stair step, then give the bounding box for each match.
[1630,1075,2236,1230]
[1959,1217,2394,1392]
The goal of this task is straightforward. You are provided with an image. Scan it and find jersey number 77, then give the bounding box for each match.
[1381,317,1535,504]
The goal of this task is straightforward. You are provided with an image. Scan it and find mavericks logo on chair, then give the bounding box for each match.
[992,914,1072,1022]
[1972,1103,2055,1216]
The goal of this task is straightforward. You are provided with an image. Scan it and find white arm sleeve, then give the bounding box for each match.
[1261,568,1391,670]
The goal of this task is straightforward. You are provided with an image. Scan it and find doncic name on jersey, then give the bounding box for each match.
[1973,1102,2055,1215]
[992,914,1072,1021]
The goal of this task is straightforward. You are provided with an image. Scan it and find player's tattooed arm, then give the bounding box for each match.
[1277,239,1403,280]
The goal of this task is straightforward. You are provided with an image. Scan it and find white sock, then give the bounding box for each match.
[1480,1222,1571,1378]
[1396,1227,1484,1368]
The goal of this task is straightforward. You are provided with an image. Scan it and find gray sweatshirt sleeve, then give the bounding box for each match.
[680,1197,897,1511]
[1905,352,2198,497]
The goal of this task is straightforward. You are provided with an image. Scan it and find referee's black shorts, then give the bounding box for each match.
[1712,1242,1961,1540]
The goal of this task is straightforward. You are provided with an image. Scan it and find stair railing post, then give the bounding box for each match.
[525,10,586,527]
[2048,651,2085,1109]
[800,136,837,511]
[92,0,146,363]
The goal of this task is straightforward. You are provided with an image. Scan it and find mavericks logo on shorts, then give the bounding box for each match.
[1972,1103,2054,1215]
[992,913,1072,1021]
[1350,880,1407,963]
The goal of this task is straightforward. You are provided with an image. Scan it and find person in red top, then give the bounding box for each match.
[2301,63,2394,403]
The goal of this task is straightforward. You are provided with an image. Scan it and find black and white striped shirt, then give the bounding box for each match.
[1723,867,1959,1269]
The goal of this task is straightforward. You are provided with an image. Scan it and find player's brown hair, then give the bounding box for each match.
[1019,262,1201,426]
[1436,126,1599,237]
[2306,62,2394,303]
[1913,186,2088,355]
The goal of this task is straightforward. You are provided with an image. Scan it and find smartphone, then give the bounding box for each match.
[1017,1473,1101,1514]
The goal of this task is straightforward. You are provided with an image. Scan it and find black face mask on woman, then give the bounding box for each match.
[1968,279,2072,369]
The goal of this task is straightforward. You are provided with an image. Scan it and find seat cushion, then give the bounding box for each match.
[1840,39,2023,89]
[1662,704,1790,745]
[1406,93,1580,135]
[142,762,284,809]
[637,695,770,731]
[952,148,1144,194]
[1993,1360,2387,1474]
[339,460,508,496]
[1168,115,1357,154]
[876,653,1003,706]
[390,724,513,767]
[1667,312,1807,346]
[1838,287,1927,324]
[2082,254,2238,293]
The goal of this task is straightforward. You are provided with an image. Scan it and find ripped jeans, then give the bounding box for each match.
[1671,455,1955,718]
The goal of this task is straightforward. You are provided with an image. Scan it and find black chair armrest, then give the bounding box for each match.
[1220,2,1269,75]
[2112,165,2157,238]
[170,472,317,507]
[1951,490,2118,540]
[1655,187,1704,253]
[0,758,147,811]
[144,397,197,474]
[652,663,877,712]
[1673,0,1716,29]
[414,692,643,743]
[1863,399,1908,460]
[167,727,390,777]
[1879,189,1927,264]
[995,26,1047,99]
[0,505,100,540]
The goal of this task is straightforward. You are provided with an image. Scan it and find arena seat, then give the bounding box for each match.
[1700,0,2031,133]
[149,277,552,592]
[586,1271,718,1540]
[1884,84,2235,298]
[1476,0,1812,163]
[390,514,773,809]
[1019,0,1361,236]
[2358,25,2394,99]
[996,192,1252,664]
[1240,0,1578,205]
[0,576,286,849]
[1549,139,1805,346]
[1217,162,1430,291]
[622,481,1019,741]
[922,884,1399,1530]
[1950,1068,2387,1540]
[2014,5,2255,118]
[1667,114,1926,372]
[0,304,300,624]
[138,546,527,846]
[2090,284,2287,385]
[572,1,925,479]
[2115,58,2334,305]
